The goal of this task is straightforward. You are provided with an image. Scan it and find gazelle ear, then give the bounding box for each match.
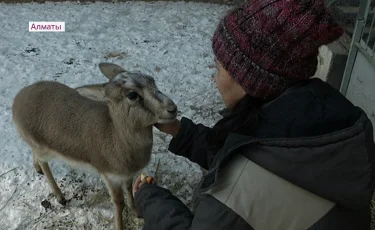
[111,77,138,90]
[75,83,107,102]
[98,63,127,80]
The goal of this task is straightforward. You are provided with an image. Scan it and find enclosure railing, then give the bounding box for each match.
[339,0,375,95]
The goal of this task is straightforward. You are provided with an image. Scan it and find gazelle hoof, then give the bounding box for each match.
[58,197,68,206]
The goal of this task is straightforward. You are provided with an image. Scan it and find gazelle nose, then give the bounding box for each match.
[167,106,177,114]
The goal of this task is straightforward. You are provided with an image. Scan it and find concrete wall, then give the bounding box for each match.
[346,50,375,139]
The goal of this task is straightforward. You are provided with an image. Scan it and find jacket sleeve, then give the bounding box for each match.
[134,183,193,229]
[134,184,252,230]
[168,117,213,169]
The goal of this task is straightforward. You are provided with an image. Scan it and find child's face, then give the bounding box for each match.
[213,59,246,108]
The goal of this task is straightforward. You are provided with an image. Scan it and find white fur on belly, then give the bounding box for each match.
[104,170,141,186]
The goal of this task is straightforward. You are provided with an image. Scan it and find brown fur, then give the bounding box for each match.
[12,63,177,230]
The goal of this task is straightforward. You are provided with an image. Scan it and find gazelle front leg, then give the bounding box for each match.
[125,178,136,215]
[102,175,125,230]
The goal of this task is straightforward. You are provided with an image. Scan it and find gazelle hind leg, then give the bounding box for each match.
[32,152,43,175]
[38,162,66,205]
[102,175,125,230]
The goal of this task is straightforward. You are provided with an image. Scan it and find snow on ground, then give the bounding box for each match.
[0,2,229,229]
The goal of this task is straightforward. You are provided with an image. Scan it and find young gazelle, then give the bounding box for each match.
[12,63,178,230]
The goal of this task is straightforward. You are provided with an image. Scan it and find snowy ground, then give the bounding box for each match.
[0,2,229,229]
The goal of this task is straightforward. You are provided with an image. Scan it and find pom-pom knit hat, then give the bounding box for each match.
[212,0,344,100]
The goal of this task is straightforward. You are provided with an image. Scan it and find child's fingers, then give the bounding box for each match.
[133,176,144,197]
[140,172,147,181]
[134,176,142,188]
[137,173,157,188]
[132,173,158,197]
[145,176,153,184]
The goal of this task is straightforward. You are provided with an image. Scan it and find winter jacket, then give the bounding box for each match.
[134,78,375,230]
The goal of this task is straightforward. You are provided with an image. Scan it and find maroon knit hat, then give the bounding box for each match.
[212,0,344,100]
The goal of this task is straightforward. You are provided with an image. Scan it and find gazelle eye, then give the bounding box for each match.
[127,92,139,100]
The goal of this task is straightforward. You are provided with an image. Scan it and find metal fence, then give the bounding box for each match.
[357,0,375,67]
[327,0,375,95]
[327,0,370,38]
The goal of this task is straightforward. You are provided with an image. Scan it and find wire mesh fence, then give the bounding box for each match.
[328,0,375,58]
[327,0,361,36]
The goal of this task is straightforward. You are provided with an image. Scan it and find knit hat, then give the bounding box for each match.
[212,0,344,100]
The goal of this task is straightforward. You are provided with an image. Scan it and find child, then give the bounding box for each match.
[133,0,375,229]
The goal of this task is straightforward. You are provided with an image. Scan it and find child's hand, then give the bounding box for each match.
[132,173,156,198]
[154,119,181,137]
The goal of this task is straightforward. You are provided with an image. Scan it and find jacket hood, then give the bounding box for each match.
[246,110,375,211]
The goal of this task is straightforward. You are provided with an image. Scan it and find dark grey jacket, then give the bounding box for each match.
[134,78,375,230]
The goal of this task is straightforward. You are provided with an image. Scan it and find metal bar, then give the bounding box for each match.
[358,0,371,19]
[356,41,375,68]
[340,0,372,96]
[366,10,375,44]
